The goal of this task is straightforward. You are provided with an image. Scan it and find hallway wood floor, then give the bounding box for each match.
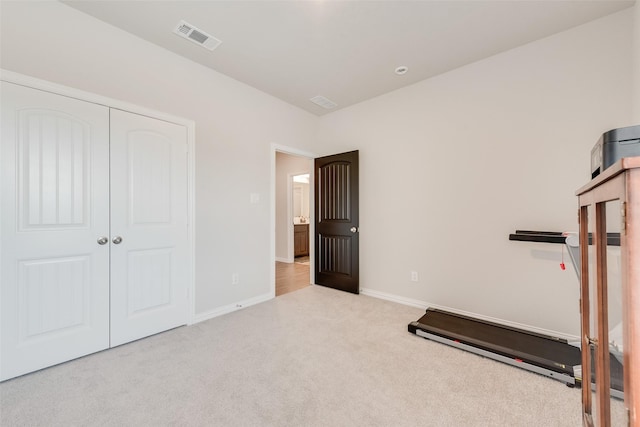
[275,261,310,296]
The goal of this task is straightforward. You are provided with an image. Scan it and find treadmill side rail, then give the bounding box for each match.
[413,327,576,386]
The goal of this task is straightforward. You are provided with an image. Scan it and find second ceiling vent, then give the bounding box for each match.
[173,20,221,51]
[310,96,337,110]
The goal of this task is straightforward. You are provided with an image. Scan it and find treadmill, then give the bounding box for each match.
[408,231,623,398]
[408,308,581,386]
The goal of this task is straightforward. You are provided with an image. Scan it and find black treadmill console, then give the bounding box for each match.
[591,124,640,179]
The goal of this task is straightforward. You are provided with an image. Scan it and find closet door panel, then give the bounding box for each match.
[109,109,189,347]
[0,82,110,381]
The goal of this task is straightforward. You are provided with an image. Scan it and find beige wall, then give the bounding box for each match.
[1,1,635,337]
[316,10,634,337]
[0,1,319,316]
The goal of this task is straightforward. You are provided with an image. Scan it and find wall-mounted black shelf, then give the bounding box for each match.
[509,230,566,244]
[509,230,620,246]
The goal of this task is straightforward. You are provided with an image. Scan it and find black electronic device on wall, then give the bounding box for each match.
[591,124,640,178]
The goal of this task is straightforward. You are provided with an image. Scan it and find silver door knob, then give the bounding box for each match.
[350,227,358,233]
[112,236,123,244]
[97,237,109,245]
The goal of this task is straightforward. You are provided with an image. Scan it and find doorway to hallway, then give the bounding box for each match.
[273,147,315,297]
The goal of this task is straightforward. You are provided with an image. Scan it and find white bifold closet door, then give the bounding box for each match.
[0,82,111,380]
[0,82,189,381]
[109,109,189,347]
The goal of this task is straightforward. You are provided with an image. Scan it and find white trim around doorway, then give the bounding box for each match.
[270,144,317,297]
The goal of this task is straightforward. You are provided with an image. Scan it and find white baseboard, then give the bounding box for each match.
[360,288,428,309]
[275,256,293,263]
[190,292,274,325]
[359,287,579,342]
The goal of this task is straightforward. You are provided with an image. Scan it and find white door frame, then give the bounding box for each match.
[270,144,316,297]
[0,70,197,326]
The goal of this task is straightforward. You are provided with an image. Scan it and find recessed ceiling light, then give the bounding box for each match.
[395,66,408,76]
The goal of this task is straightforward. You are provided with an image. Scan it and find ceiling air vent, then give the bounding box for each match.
[310,96,337,110]
[173,20,221,51]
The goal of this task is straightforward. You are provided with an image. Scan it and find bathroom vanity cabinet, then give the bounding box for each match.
[294,224,309,257]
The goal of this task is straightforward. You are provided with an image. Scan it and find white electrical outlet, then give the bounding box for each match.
[410,271,419,282]
[232,273,239,285]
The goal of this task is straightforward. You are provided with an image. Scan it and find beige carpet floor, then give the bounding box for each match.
[0,285,624,426]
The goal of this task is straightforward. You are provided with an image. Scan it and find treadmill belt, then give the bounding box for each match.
[412,309,580,375]
[409,309,581,377]
[409,308,623,394]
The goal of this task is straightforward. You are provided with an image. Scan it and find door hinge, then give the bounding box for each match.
[621,202,627,234]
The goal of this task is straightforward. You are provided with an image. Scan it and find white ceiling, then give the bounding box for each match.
[62,0,634,116]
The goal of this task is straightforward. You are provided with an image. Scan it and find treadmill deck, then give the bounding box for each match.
[408,308,624,397]
[409,308,581,385]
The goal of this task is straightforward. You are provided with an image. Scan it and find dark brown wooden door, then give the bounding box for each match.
[314,150,359,294]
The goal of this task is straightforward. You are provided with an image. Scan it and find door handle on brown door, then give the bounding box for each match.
[97,237,109,245]
[112,236,123,244]
[350,227,358,233]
